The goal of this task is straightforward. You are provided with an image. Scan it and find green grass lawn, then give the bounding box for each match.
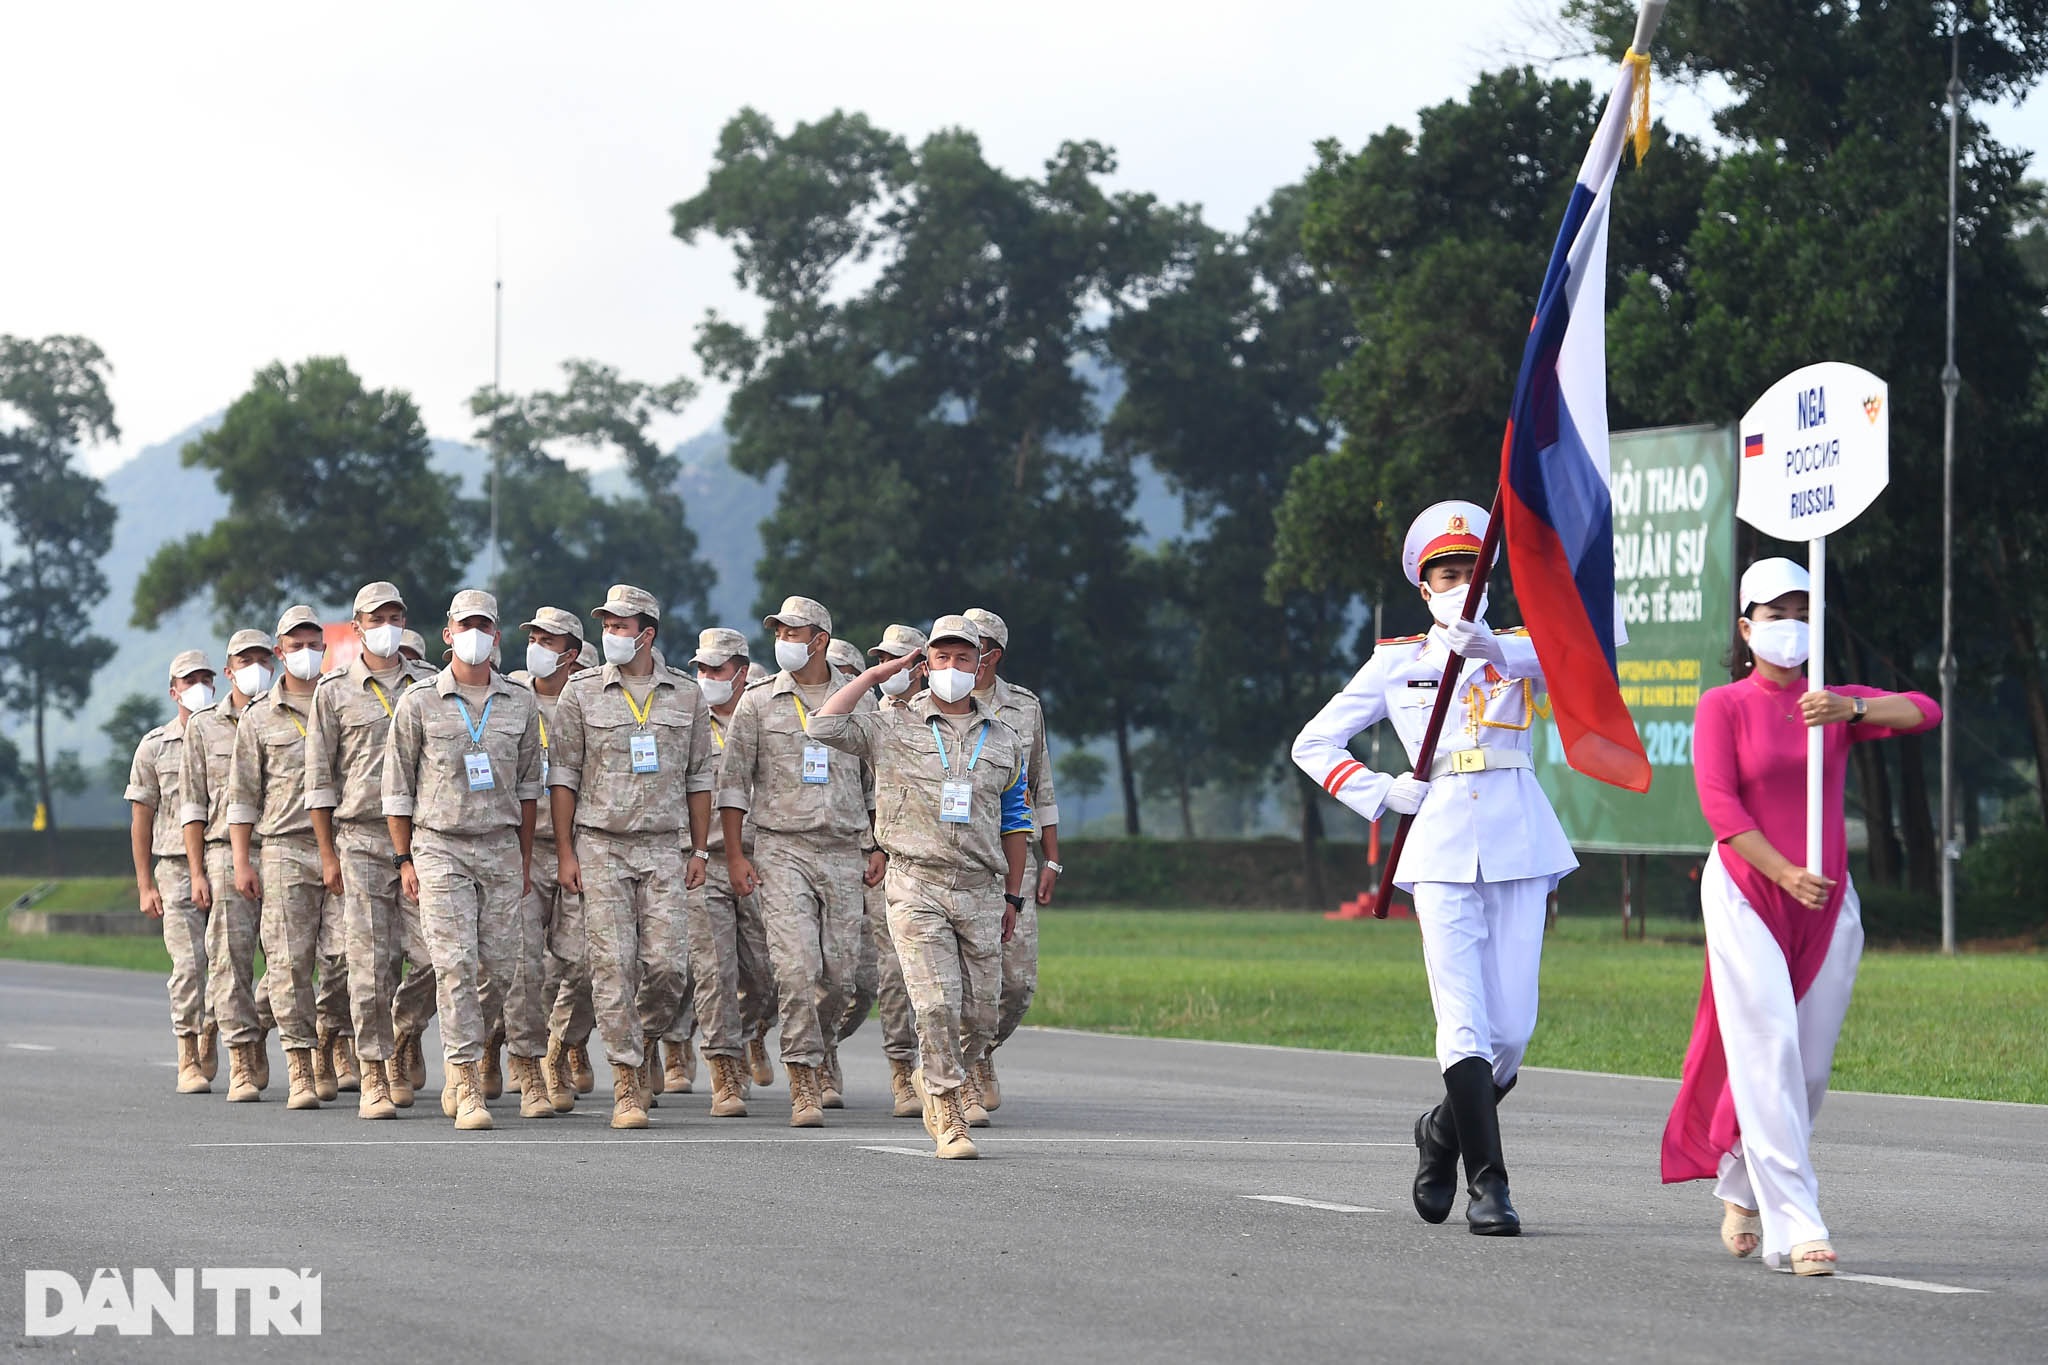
[0,876,144,914]
[1032,909,2048,1105]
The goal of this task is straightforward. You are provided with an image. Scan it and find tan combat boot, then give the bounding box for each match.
[610,1061,648,1130]
[820,1048,844,1109]
[225,1042,263,1102]
[888,1059,919,1119]
[664,1038,696,1094]
[570,1043,595,1095]
[311,1031,339,1101]
[932,1086,979,1160]
[387,1033,417,1108]
[961,1067,991,1129]
[357,1058,398,1119]
[514,1056,555,1119]
[541,1034,577,1114]
[481,1030,505,1100]
[978,1055,1002,1112]
[441,1054,462,1118]
[250,1035,270,1092]
[787,1063,824,1128]
[912,1066,939,1141]
[197,1023,219,1082]
[746,1036,774,1089]
[284,1048,322,1110]
[335,1036,361,1093]
[453,1060,493,1131]
[708,1054,748,1118]
[406,1032,427,1091]
[175,1035,210,1094]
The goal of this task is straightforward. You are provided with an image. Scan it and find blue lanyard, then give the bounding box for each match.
[929,719,989,775]
[454,695,495,747]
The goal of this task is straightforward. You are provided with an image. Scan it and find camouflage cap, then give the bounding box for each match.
[520,605,585,643]
[275,604,321,637]
[448,588,500,624]
[353,580,405,614]
[927,614,983,650]
[576,642,600,669]
[869,623,929,658]
[763,594,832,635]
[746,661,769,684]
[691,627,750,667]
[594,583,660,622]
[399,630,427,659]
[226,629,275,657]
[963,608,1008,650]
[168,649,212,681]
[826,638,864,672]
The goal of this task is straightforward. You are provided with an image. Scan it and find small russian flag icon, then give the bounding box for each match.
[1743,432,1763,459]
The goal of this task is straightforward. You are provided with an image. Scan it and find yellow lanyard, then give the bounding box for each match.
[710,716,724,752]
[792,695,811,733]
[537,712,548,750]
[367,676,410,718]
[284,705,307,738]
[622,682,654,728]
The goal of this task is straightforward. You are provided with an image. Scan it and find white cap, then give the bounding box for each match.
[1739,557,1811,613]
[1401,500,1493,586]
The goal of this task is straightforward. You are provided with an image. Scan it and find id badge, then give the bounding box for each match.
[630,732,659,774]
[464,750,495,791]
[940,779,973,824]
[802,744,830,784]
[540,755,549,787]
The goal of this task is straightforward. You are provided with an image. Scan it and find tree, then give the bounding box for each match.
[470,359,715,627]
[0,335,121,836]
[99,692,166,794]
[133,357,475,629]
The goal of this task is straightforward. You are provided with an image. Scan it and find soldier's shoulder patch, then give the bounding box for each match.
[743,674,776,693]
[1493,626,1529,637]
[314,669,350,687]
[1376,633,1427,646]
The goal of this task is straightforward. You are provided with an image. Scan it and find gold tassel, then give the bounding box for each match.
[1623,47,1653,165]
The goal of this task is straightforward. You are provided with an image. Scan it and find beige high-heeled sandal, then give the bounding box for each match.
[1721,1202,1762,1258]
[1790,1239,1837,1276]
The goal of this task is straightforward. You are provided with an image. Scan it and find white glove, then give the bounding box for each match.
[1443,618,1506,666]
[1383,772,1431,816]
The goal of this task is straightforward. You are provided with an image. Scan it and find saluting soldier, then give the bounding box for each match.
[127,650,218,1094]
[547,584,716,1130]
[1291,500,1577,1236]
[383,590,547,1129]
[811,615,1032,1159]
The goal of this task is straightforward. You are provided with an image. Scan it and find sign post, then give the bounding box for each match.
[1737,362,1891,874]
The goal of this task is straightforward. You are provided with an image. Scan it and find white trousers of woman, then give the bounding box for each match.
[1702,853,1864,1265]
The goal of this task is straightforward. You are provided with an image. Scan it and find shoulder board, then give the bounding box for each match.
[504,669,533,687]
[663,664,692,681]
[315,669,349,687]
[141,725,168,742]
[743,675,776,692]
[1493,626,1529,637]
[1376,633,1426,646]
[565,665,604,684]
[406,662,441,682]
[1006,682,1040,702]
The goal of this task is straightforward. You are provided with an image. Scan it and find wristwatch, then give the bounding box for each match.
[1848,696,1868,725]
[392,852,413,869]
[1004,892,1026,910]
[1044,860,1064,875]
[690,848,710,861]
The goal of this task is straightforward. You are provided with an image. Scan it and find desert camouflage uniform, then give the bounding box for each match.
[506,671,591,1059]
[128,720,210,1037]
[306,655,441,1061]
[718,671,875,1069]
[681,706,777,1063]
[180,694,275,1045]
[384,668,544,1065]
[548,660,715,1069]
[229,681,341,1053]
[979,675,1058,1046]
[810,693,1029,1093]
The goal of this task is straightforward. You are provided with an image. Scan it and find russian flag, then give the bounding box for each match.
[1497,52,1653,793]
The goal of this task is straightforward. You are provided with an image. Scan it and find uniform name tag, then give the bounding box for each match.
[630,733,659,774]
[1407,679,1438,689]
[540,756,549,787]
[802,744,829,784]
[940,779,973,824]
[465,751,495,791]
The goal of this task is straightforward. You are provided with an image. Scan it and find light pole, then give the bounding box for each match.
[1939,22,1962,955]
[488,225,503,599]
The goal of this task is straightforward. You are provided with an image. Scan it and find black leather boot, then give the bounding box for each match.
[1412,1102,1460,1224]
[1444,1056,1520,1236]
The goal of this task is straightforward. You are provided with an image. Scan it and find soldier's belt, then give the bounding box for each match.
[1428,749,1533,780]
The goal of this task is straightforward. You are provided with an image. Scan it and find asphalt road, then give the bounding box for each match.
[3,957,2042,1363]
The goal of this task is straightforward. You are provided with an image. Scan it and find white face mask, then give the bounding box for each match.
[928,666,976,703]
[233,662,273,697]
[362,623,404,659]
[452,628,495,667]
[1747,617,1811,669]
[1425,583,1489,628]
[179,681,215,712]
[879,669,915,697]
[774,637,814,674]
[525,642,563,679]
[697,675,735,707]
[282,646,325,681]
[602,631,642,666]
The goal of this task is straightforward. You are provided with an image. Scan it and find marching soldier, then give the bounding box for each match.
[547,584,715,1129]
[963,607,1062,1113]
[181,628,280,1103]
[1290,500,1577,1235]
[383,590,547,1129]
[811,615,1032,1159]
[127,650,218,1094]
[718,596,879,1126]
[307,581,442,1119]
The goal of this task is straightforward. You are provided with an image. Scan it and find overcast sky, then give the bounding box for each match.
[7,2,2044,474]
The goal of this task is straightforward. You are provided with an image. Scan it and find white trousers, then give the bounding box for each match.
[1411,877,1550,1087]
[1702,854,1863,1263]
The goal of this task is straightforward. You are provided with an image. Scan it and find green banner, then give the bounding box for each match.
[1532,422,1736,853]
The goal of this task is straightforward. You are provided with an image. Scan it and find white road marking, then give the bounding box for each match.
[858,1145,931,1157]
[1241,1194,1386,1214]
[7,1042,55,1051]
[1832,1272,1986,1295]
